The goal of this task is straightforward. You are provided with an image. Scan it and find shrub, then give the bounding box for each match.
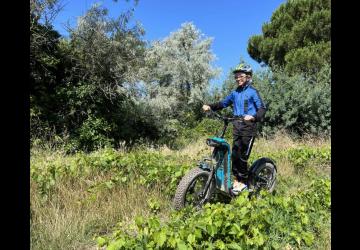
[100,177,330,249]
[253,63,331,136]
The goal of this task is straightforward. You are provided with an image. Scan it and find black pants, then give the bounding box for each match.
[231,120,256,182]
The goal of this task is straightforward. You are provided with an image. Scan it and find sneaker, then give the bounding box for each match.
[232,181,248,194]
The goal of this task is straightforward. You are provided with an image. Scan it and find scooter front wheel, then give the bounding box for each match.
[173,167,214,210]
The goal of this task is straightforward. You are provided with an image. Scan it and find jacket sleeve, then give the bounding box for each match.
[208,92,233,111]
[253,89,266,122]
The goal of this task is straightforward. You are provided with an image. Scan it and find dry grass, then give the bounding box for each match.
[159,136,209,159]
[172,131,330,158]
[30,176,171,250]
[253,131,299,154]
[253,130,330,154]
[276,159,295,178]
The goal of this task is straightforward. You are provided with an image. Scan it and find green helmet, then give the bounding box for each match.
[233,63,253,76]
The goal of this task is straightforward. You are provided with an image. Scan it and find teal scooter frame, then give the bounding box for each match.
[173,111,277,210]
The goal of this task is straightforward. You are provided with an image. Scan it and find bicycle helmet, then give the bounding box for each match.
[233,63,253,76]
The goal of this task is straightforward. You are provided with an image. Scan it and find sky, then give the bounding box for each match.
[53,0,287,87]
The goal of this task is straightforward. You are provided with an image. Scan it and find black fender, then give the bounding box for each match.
[248,157,277,176]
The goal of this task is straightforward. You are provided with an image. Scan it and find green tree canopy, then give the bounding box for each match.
[30,3,221,150]
[247,0,330,74]
[141,22,220,125]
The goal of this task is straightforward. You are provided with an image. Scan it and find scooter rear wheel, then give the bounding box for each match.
[248,162,277,193]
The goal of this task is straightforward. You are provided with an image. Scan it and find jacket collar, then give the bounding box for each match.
[236,81,250,91]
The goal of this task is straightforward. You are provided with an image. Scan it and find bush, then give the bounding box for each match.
[77,115,115,151]
[171,117,233,149]
[100,177,330,249]
[253,63,331,136]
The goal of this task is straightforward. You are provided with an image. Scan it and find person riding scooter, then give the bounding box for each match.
[202,64,266,194]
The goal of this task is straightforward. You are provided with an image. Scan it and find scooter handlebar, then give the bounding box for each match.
[207,110,244,122]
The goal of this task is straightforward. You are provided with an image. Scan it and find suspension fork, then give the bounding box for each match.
[197,170,215,207]
[198,148,218,203]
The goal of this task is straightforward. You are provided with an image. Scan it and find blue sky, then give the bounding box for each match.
[53,0,287,87]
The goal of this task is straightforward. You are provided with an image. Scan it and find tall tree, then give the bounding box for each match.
[142,22,220,124]
[57,4,148,150]
[247,0,330,74]
[30,1,149,150]
[30,0,65,139]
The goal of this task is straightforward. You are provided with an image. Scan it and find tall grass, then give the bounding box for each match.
[31,179,172,249]
[30,133,330,249]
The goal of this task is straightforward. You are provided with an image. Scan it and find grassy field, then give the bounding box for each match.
[30,133,330,249]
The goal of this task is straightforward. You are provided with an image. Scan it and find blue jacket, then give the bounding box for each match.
[211,82,266,122]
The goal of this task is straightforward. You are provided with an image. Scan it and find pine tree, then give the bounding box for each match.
[247,0,330,74]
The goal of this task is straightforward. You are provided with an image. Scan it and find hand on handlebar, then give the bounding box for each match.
[244,115,255,121]
[202,105,211,112]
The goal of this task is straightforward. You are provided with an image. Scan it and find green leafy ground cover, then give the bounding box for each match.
[31,136,330,249]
